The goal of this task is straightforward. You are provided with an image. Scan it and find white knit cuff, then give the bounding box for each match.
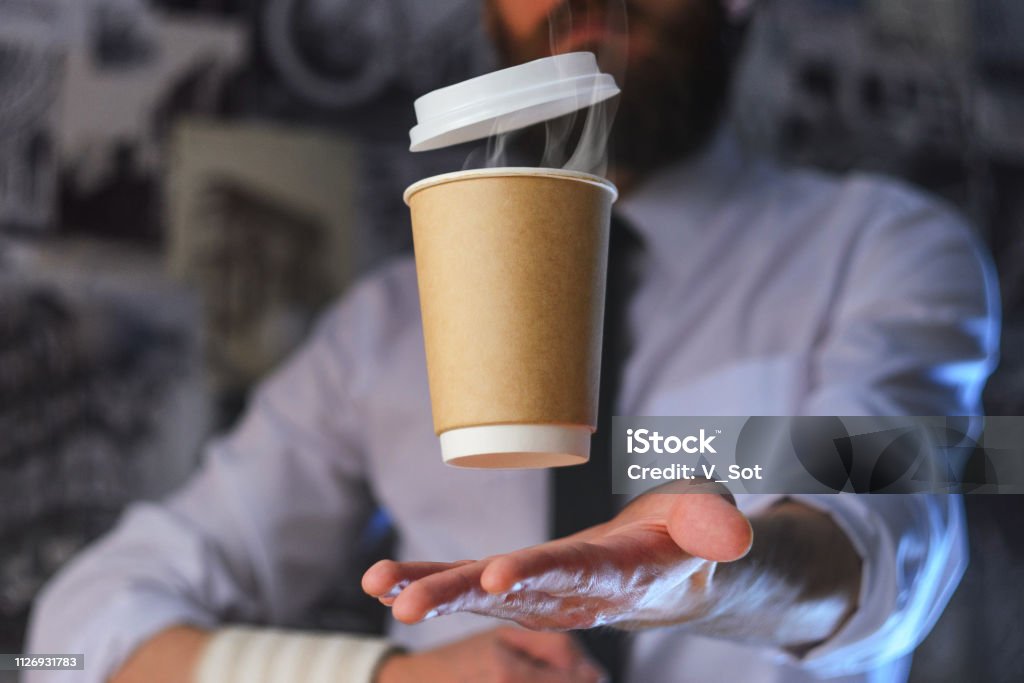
[194,626,398,683]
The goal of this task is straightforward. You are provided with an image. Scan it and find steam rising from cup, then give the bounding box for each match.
[408,2,627,179]
[467,0,628,177]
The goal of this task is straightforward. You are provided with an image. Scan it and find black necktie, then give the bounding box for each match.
[551,213,641,682]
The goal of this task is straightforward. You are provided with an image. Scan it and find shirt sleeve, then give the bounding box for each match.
[749,178,1000,678]
[24,267,404,683]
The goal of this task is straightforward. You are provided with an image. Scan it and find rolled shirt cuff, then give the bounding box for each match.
[738,492,955,678]
[195,626,400,683]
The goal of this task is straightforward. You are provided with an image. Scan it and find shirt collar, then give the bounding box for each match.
[614,125,749,259]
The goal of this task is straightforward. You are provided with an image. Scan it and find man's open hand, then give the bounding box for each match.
[362,486,753,630]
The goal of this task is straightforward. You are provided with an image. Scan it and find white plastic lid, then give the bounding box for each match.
[409,52,620,153]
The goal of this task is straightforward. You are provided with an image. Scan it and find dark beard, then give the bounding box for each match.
[608,3,736,175]
[491,0,739,179]
[606,30,737,175]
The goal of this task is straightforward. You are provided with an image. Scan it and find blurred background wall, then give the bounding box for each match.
[0,0,1021,681]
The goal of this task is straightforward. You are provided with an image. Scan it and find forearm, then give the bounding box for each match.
[110,626,210,683]
[698,500,862,651]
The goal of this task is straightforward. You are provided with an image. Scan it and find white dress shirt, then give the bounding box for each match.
[27,131,1000,683]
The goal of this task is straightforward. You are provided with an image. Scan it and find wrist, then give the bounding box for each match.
[705,500,862,648]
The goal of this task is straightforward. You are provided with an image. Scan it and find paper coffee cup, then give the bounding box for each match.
[404,167,617,468]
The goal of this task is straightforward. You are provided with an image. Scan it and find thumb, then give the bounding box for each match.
[665,494,753,562]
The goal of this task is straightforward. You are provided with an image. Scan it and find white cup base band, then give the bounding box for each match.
[440,424,591,469]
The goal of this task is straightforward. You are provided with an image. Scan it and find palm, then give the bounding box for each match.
[362,488,753,630]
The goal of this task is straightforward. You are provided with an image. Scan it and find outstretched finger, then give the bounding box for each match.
[480,541,606,596]
[390,560,490,623]
[361,560,472,598]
